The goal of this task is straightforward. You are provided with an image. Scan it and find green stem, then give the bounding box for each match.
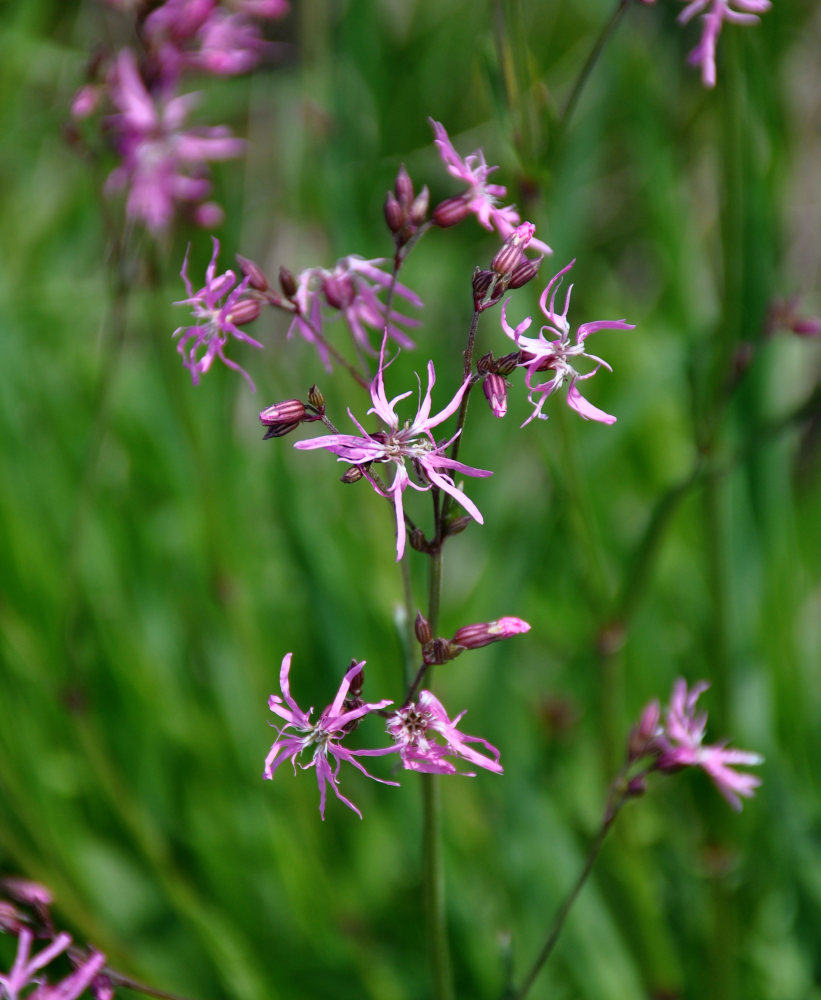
[560,0,632,132]
[422,772,454,1000]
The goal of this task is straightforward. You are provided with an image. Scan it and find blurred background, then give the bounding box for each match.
[1,0,820,998]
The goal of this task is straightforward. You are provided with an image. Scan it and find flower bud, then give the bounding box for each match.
[279,266,297,298]
[509,255,543,290]
[414,611,433,645]
[476,352,495,375]
[409,185,429,226]
[384,191,404,234]
[307,384,325,410]
[628,699,661,761]
[236,254,269,291]
[395,163,414,207]
[322,273,356,310]
[227,296,261,326]
[792,316,821,337]
[409,527,430,553]
[433,196,472,228]
[260,399,306,426]
[472,269,504,312]
[422,637,455,666]
[483,373,508,418]
[451,617,531,649]
[341,465,365,483]
[494,351,521,376]
[443,514,472,537]
[491,222,534,276]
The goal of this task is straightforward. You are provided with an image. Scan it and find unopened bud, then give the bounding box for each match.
[307,384,325,410]
[483,373,508,418]
[384,191,404,234]
[227,297,261,326]
[279,266,297,298]
[236,254,269,291]
[414,611,432,645]
[409,186,429,225]
[263,421,300,439]
[509,255,543,290]
[409,527,430,553]
[792,316,821,337]
[433,196,472,228]
[627,776,647,797]
[422,637,455,666]
[472,269,504,312]
[260,399,306,426]
[451,617,531,649]
[443,515,472,537]
[341,465,364,483]
[477,352,494,375]
[322,273,355,310]
[395,163,414,206]
[628,699,661,761]
[494,351,521,376]
[491,222,534,276]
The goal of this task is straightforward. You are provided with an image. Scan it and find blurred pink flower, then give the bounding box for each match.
[104,50,244,230]
[677,0,771,87]
[502,260,633,425]
[387,690,503,775]
[263,653,396,819]
[294,340,491,560]
[0,929,106,1000]
[656,679,763,810]
[174,236,263,389]
[289,256,422,368]
[429,119,551,255]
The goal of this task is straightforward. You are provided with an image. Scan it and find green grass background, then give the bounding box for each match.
[1,1,820,998]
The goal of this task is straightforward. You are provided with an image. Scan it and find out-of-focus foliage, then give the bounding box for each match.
[1,1,820,999]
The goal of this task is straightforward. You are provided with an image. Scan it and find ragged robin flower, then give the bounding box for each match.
[263,653,397,819]
[294,339,491,560]
[502,260,633,426]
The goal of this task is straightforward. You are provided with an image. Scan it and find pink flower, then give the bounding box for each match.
[677,0,771,87]
[0,929,106,1000]
[263,653,397,819]
[294,341,492,560]
[289,256,422,368]
[656,679,763,810]
[429,119,552,256]
[387,690,503,775]
[104,50,244,231]
[174,236,263,389]
[501,260,633,425]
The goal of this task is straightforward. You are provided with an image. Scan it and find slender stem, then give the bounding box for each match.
[422,772,454,1000]
[560,0,632,132]
[509,774,634,1000]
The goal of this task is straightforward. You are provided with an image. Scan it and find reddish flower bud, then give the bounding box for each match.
[384,191,405,233]
[279,266,297,298]
[792,316,821,337]
[236,254,269,291]
[260,399,307,426]
[443,514,472,537]
[227,296,261,326]
[451,617,530,649]
[491,222,534,276]
[433,195,472,228]
[509,255,543,289]
[322,273,356,310]
[395,163,414,207]
[340,465,365,483]
[414,611,433,645]
[628,699,661,761]
[476,351,495,375]
[472,269,504,312]
[409,185,430,226]
[483,373,508,418]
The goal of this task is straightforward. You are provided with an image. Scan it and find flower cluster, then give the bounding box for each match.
[71,0,288,230]
[263,633,528,816]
